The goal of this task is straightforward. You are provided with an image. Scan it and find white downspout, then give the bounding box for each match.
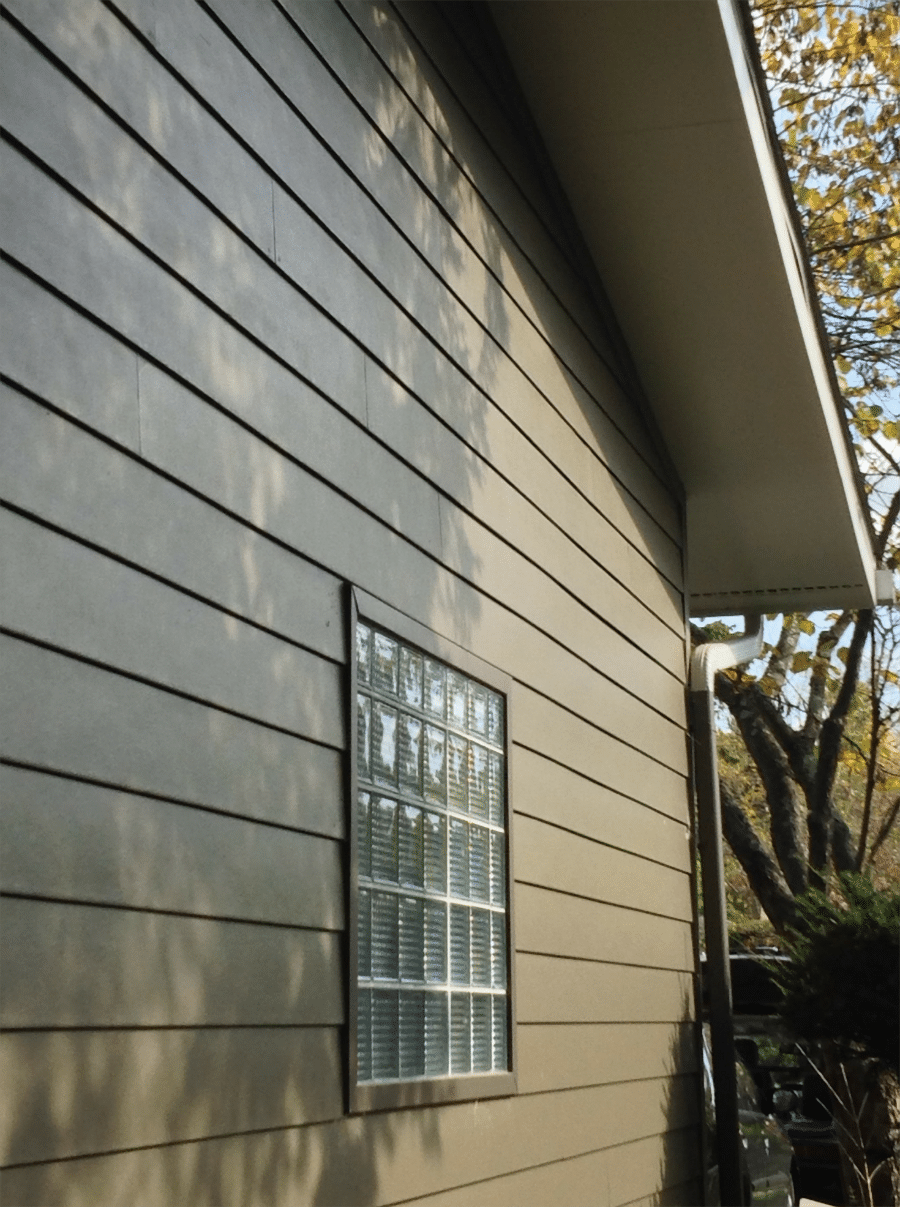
[690,614,764,1206]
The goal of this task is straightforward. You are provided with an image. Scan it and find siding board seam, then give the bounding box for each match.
[0,1078,699,1174]
[513,809,690,875]
[3,368,688,743]
[315,0,671,498]
[0,629,341,751]
[375,1121,702,1207]
[514,878,694,925]
[513,742,691,826]
[96,0,683,551]
[0,760,341,844]
[0,889,343,935]
[0,500,343,668]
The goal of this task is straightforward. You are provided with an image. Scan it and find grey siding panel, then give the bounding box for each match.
[0,766,343,930]
[516,885,695,974]
[1,1028,343,1166]
[0,639,343,837]
[0,898,342,1028]
[11,0,681,556]
[1,386,345,661]
[0,508,342,745]
[0,141,368,429]
[0,263,141,449]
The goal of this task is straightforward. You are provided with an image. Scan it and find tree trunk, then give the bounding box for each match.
[719,781,799,933]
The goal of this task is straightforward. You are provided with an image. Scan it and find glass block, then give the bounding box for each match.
[490,832,506,906]
[424,725,446,804]
[425,992,448,1076]
[491,911,507,989]
[372,703,398,787]
[487,690,504,746]
[423,810,446,894]
[399,804,424,889]
[400,647,423,708]
[399,895,424,982]
[372,796,398,882]
[447,735,468,813]
[469,744,488,819]
[357,694,371,781]
[424,658,445,718]
[357,988,372,1082]
[470,908,491,986]
[372,632,399,696]
[492,995,508,1070]
[447,671,467,729]
[469,824,489,902]
[372,891,399,979]
[472,994,492,1072]
[372,989,399,1080]
[399,990,425,1079]
[487,752,504,827]
[450,904,470,984]
[450,993,471,1074]
[449,818,469,898]
[398,714,422,797]
[467,682,487,737]
[357,791,371,879]
[358,888,372,978]
[356,623,372,686]
[424,901,447,982]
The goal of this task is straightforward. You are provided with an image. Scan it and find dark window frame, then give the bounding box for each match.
[346,585,517,1114]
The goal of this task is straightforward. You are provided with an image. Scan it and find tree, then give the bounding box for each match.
[698,3,900,936]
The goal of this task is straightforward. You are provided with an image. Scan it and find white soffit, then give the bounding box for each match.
[491,0,879,615]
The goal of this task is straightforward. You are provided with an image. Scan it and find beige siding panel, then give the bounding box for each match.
[439,496,685,679]
[0,1077,699,1207]
[388,1124,702,1207]
[1,390,345,661]
[514,814,693,922]
[515,747,692,873]
[131,368,688,734]
[514,689,689,821]
[0,898,342,1029]
[517,955,693,1025]
[0,141,367,427]
[606,1131,704,1207]
[266,0,674,488]
[0,509,342,744]
[0,639,343,837]
[515,885,695,973]
[0,1027,342,1167]
[91,0,680,540]
[0,262,140,449]
[0,766,343,929]
[516,1022,697,1096]
[364,359,685,608]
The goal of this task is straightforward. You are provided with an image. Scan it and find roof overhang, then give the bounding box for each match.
[491,0,884,615]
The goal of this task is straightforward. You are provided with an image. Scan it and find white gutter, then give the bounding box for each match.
[690,614,764,1206]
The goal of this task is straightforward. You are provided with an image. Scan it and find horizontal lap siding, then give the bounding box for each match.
[0,1,699,1204]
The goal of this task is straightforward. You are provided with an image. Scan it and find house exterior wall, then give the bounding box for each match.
[0,1,700,1202]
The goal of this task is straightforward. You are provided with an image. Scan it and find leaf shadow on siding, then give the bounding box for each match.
[2,0,687,1203]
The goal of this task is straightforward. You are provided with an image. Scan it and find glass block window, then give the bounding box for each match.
[354,619,510,1085]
